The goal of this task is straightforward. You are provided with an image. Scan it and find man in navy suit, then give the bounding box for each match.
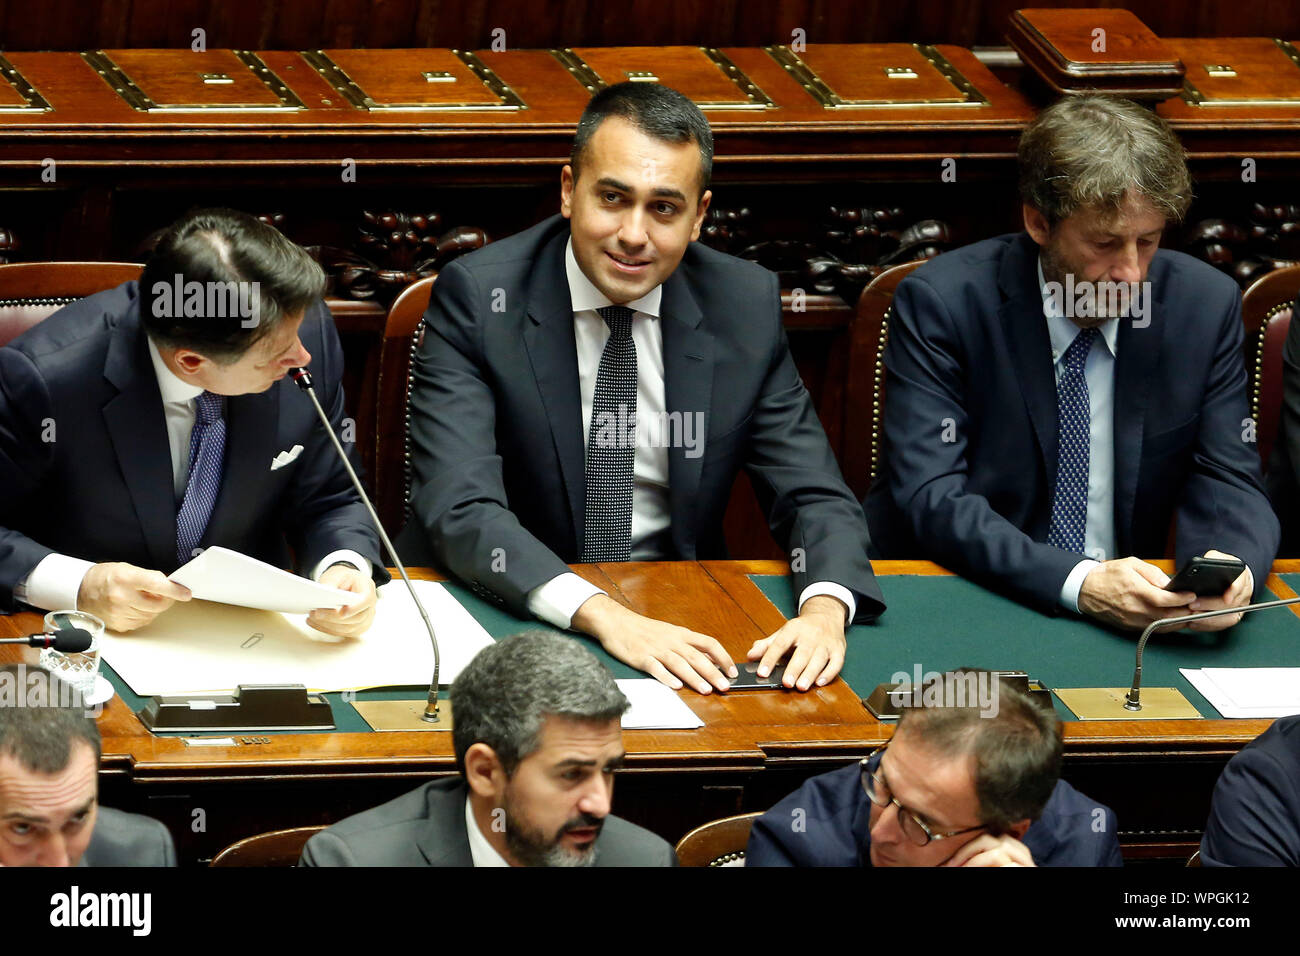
[1201,715,1300,866]
[0,209,384,635]
[403,83,882,694]
[747,671,1122,867]
[864,95,1276,631]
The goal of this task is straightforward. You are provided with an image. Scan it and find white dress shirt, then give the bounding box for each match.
[464,796,510,867]
[13,337,368,612]
[525,239,856,628]
[1038,259,1120,612]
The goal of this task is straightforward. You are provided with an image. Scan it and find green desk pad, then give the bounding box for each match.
[103,572,1300,733]
[103,581,639,735]
[750,574,1300,721]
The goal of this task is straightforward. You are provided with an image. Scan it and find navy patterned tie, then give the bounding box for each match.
[176,391,226,564]
[582,306,637,562]
[1047,328,1098,554]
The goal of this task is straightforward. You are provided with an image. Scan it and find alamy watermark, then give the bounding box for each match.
[591,404,705,458]
[151,275,261,328]
[888,665,1000,717]
[0,663,102,718]
[1044,276,1152,327]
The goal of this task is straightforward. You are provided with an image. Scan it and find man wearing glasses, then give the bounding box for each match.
[746,673,1122,866]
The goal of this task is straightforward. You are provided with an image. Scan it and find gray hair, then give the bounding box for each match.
[450,631,629,775]
[1018,95,1192,226]
[0,665,102,774]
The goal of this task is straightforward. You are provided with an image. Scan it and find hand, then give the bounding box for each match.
[746,595,848,691]
[942,833,1036,867]
[1184,550,1252,632]
[572,594,737,694]
[308,564,378,638]
[1077,557,1195,631]
[77,562,192,632]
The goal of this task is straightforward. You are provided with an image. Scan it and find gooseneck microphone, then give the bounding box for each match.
[288,366,442,723]
[1126,595,1300,711]
[0,629,94,653]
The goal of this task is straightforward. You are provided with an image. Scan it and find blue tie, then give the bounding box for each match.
[176,391,226,564]
[1047,328,1098,554]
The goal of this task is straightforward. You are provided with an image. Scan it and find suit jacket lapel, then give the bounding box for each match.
[1113,285,1165,552]
[201,387,280,552]
[999,235,1059,489]
[416,779,474,866]
[523,232,586,549]
[660,272,712,557]
[101,308,178,572]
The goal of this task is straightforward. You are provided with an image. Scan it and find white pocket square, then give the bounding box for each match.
[270,444,304,470]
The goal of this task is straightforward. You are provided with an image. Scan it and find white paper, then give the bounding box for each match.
[616,679,704,729]
[1181,667,1300,718]
[169,546,353,614]
[100,579,495,696]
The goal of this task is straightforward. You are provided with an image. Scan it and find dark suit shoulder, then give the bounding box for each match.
[1146,247,1241,310]
[747,763,864,867]
[319,776,462,839]
[902,233,1022,295]
[595,814,677,866]
[82,805,176,867]
[5,281,134,371]
[447,215,571,277]
[1025,779,1123,867]
[1201,715,1300,866]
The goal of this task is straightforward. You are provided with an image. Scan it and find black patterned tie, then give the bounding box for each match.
[582,306,637,562]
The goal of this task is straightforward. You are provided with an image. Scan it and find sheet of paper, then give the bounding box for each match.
[169,546,353,614]
[101,579,494,696]
[1181,667,1300,718]
[616,679,704,729]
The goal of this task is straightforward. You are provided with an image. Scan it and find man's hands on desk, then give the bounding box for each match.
[76,560,378,638]
[1078,550,1251,632]
[571,592,848,694]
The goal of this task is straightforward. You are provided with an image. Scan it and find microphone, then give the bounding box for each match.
[288,366,442,723]
[0,629,94,653]
[1125,596,1300,711]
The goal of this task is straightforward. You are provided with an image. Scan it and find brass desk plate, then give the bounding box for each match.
[354,699,454,732]
[1056,687,1200,720]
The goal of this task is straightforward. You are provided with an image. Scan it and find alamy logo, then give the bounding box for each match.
[590,404,705,459]
[1043,276,1151,327]
[888,666,1000,717]
[151,275,261,328]
[49,886,151,936]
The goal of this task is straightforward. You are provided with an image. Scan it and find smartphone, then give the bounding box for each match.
[729,661,787,690]
[1165,556,1247,596]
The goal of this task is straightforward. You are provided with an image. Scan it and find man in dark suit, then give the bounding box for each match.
[0,209,384,636]
[301,631,676,867]
[865,95,1276,630]
[0,664,175,866]
[403,82,883,694]
[1201,714,1300,866]
[747,671,1122,867]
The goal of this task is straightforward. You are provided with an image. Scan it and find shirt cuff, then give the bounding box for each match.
[797,581,856,623]
[1060,559,1101,614]
[14,553,96,612]
[527,572,606,630]
[312,550,373,583]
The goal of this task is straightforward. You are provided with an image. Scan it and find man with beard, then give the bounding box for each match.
[300,631,675,866]
[864,95,1276,630]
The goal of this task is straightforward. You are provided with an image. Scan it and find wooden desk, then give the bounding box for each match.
[1,559,1289,865]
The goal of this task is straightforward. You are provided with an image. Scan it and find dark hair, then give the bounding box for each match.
[570,82,713,197]
[450,631,629,775]
[139,208,325,362]
[897,670,1062,833]
[1018,95,1192,227]
[0,665,102,774]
